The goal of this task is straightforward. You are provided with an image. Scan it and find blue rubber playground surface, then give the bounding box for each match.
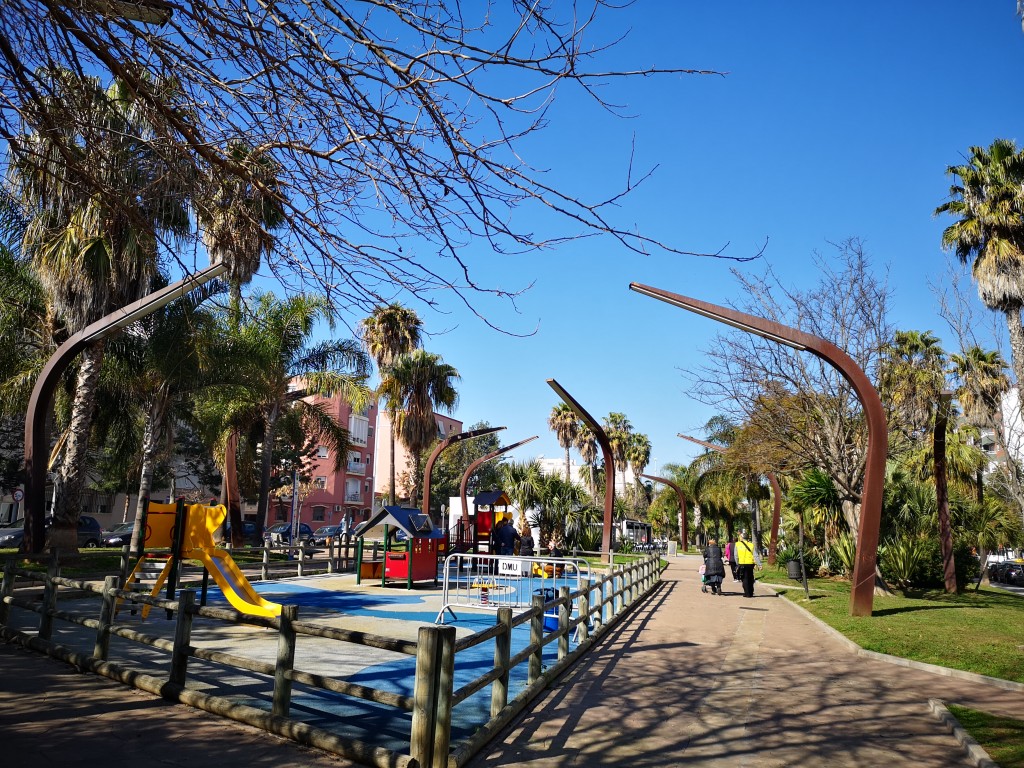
[197,574,582,750]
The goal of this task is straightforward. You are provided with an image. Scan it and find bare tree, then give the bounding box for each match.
[0,1,742,327]
[693,238,894,537]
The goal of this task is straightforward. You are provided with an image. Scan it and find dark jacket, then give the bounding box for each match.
[703,544,726,578]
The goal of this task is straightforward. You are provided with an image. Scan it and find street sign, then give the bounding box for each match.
[12,488,24,502]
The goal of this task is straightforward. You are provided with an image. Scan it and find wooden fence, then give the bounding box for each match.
[0,551,664,768]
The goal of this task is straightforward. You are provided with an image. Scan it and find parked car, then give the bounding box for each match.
[1004,561,1024,587]
[263,522,313,546]
[0,516,103,549]
[100,522,136,547]
[224,520,260,545]
[311,524,348,546]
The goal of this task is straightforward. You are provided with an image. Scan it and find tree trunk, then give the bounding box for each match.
[256,404,279,537]
[224,430,243,546]
[934,395,957,593]
[50,342,105,552]
[130,387,169,556]
[564,446,571,483]
[389,417,397,506]
[1006,305,1024,421]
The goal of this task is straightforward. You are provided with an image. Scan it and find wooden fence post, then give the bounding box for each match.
[613,567,623,616]
[558,586,570,659]
[261,545,269,581]
[528,593,544,685]
[327,538,335,574]
[93,575,118,661]
[491,607,512,717]
[0,561,14,626]
[412,623,456,768]
[38,549,60,640]
[169,589,195,686]
[273,605,298,716]
[119,545,131,585]
[577,579,591,642]
[601,573,611,627]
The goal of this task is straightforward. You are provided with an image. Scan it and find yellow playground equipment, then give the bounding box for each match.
[122,501,281,619]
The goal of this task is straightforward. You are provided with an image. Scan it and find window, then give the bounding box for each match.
[275,508,287,522]
[314,476,327,489]
[312,505,326,522]
[317,446,329,459]
[368,426,374,439]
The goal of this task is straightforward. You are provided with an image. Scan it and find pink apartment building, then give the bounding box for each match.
[265,394,379,531]
[373,410,464,507]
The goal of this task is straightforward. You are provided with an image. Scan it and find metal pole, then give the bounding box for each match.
[640,474,688,552]
[459,435,538,542]
[422,426,504,524]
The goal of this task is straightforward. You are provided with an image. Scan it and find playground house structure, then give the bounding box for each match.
[122,500,282,619]
[355,506,446,589]
[448,491,516,555]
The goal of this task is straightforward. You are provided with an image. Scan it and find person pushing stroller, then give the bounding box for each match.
[702,538,726,595]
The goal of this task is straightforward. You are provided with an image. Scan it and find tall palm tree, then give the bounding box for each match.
[879,330,947,445]
[626,432,652,514]
[501,459,545,536]
[547,403,579,482]
[12,71,191,548]
[574,423,599,499]
[359,303,423,505]
[377,349,459,509]
[936,139,1024,405]
[209,292,372,534]
[950,346,1010,428]
[603,412,632,499]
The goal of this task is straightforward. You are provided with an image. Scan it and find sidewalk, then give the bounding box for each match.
[467,556,1024,767]
[2,557,1021,767]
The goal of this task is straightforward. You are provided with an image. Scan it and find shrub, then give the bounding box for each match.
[830,533,856,576]
[910,538,979,591]
[879,536,929,587]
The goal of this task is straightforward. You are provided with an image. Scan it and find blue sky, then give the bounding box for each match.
[323,3,1024,474]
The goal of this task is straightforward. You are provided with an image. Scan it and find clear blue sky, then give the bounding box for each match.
[341,3,1024,473]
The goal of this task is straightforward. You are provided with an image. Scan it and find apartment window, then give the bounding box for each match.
[368,426,374,439]
[312,505,326,522]
[314,476,327,489]
[317,446,329,459]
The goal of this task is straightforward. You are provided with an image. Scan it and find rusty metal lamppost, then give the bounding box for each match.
[631,282,887,617]
[23,263,228,553]
[547,379,615,563]
[421,425,505,524]
[458,434,539,539]
[639,473,688,552]
[677,433,784,566]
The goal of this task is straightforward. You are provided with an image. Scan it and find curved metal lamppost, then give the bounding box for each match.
[631,283,887,617]
[639,473,688,552]
[421,425,505,524]
[23,263,228,553]
[678,434,783,566]
[458,435,538,535]
[547,379,615,563]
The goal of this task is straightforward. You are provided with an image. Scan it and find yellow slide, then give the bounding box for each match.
[192,547,282,618]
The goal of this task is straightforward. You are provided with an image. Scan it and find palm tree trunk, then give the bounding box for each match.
[51,342,105,551]
[256,404,279,539]
[389,417,397,506]
[1007,305,1024,420]
[130,386,170,555]
[565,446,571,483]
[224,430,243,544]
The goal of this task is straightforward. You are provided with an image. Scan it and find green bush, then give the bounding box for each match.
[911,538,979,591]
[879,536,929,587]
[830,532,856,576]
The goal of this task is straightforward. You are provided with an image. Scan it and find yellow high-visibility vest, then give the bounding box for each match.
[735,538,755,565]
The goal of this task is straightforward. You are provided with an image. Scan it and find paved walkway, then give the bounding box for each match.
[2,556,1022,767]
[468,556,1024,767]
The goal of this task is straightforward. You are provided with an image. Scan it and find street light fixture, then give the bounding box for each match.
[632,282,888,617]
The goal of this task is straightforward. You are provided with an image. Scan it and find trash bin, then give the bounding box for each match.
[787,559,803,580]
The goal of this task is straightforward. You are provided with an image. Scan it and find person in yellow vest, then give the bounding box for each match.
[734,529,761,598]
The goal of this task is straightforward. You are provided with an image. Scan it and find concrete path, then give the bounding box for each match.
[467,556,1024,767]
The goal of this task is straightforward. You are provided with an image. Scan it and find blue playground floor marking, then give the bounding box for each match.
[197,576,580,751]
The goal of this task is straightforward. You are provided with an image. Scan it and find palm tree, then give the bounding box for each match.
[211,292,372,534]
[378,349,459,509]
[626,432,652,514]
[574,423,599,498]
[879,330,947,445]
[12,71,191,548]
[950,346,1010,427]
[501,459,545,536]
[603,412,632,499]
[359,303,423,505]
[547,403,579,482]
[936,139,1024,404]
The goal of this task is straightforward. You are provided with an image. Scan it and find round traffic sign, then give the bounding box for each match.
[12,488,24,502]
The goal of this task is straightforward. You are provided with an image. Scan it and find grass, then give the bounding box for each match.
[947,705,1024,767]
[762,566,1024,683]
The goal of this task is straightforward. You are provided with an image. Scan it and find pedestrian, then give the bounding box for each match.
[702,538,726,595]
[734,529,761,598]
[724,537,739,582]
[494,516,521,555]
[519,521,535,557]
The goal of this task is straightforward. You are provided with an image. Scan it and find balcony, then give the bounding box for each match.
[344,491,362,503]
[347,461,365,475]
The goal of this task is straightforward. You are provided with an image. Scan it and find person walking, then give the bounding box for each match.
[494,517,521,555]
[734,529,761,598]
[724,537,739,582]
[702,538,726,595]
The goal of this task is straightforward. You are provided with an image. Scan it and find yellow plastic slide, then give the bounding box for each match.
[193,547,282,618]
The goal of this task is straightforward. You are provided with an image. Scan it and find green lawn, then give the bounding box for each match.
[947,705,1024,768]
[762,566,1024,683]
